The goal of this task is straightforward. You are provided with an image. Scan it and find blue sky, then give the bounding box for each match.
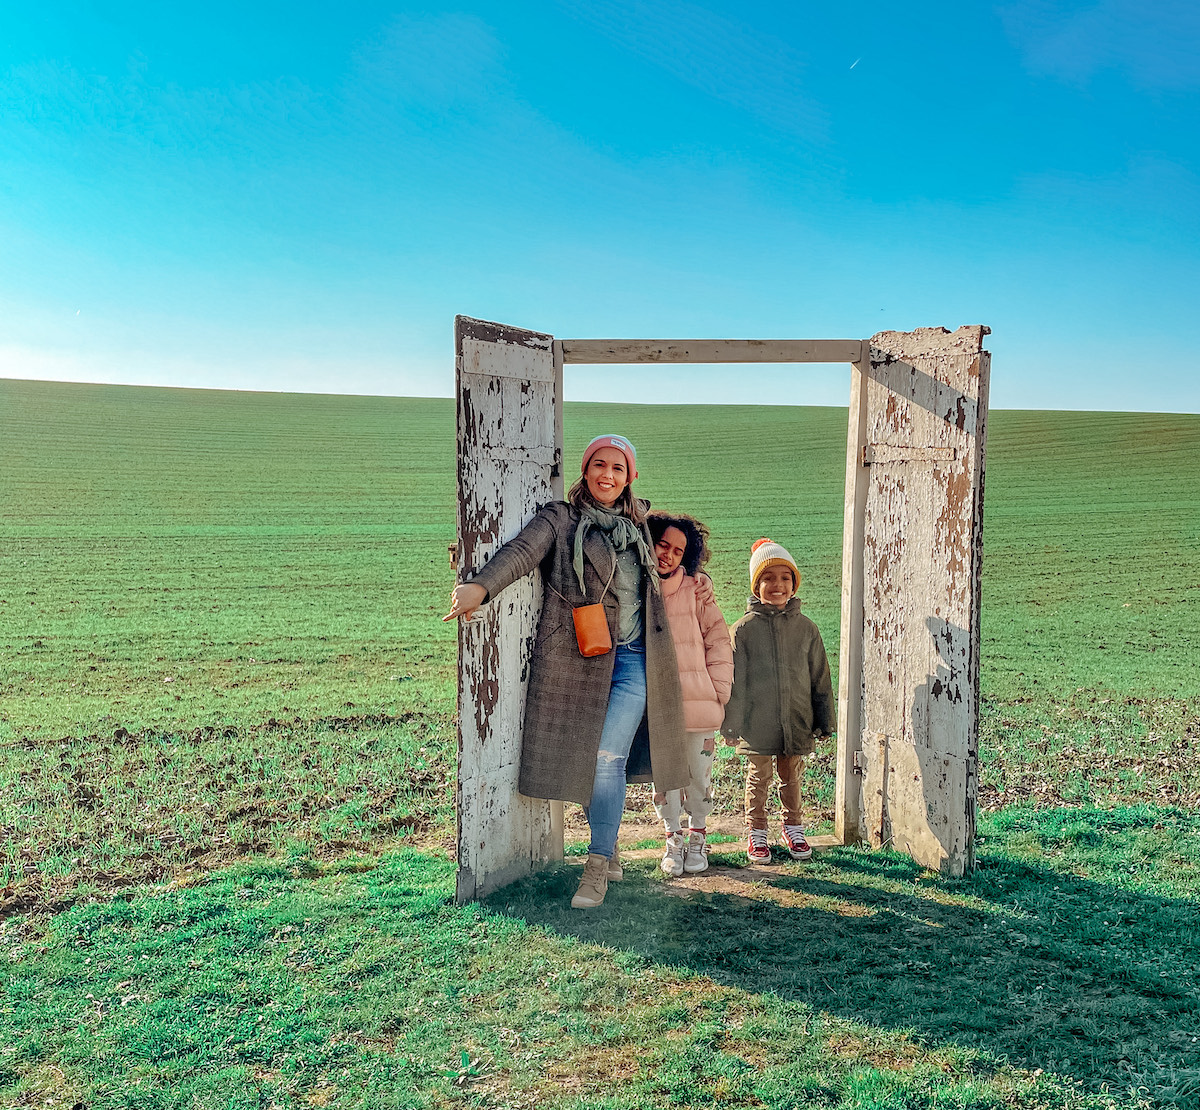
[2,1,1198,410]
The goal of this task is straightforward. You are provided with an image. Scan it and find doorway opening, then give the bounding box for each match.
[454,317,990,901]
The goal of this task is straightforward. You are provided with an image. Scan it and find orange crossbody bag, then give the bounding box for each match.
[572,603,611,657]
[555,560,618,658]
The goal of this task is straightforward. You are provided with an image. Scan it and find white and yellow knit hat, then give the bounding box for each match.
[749,538,800,597]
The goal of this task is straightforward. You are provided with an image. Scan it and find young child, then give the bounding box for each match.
[647,512,733,877]
[722,538,835,863]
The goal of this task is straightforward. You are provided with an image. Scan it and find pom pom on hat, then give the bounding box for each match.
[749,538,800,597]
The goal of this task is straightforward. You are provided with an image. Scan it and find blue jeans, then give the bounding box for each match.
[585,641,647,858]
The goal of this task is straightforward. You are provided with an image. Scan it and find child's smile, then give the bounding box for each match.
[655,526,687,575]
[756,565,794,608]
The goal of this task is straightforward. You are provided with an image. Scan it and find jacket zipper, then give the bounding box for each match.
[771,610,791,750]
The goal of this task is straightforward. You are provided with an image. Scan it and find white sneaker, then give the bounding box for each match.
[683,830,709,873]
[660,832,686,877]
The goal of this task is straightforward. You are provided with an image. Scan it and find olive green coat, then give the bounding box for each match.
[722,597,835,758]
[467,501,688,806]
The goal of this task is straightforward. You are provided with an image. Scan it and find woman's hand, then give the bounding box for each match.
[443,582,488,621]
[695,572,715,605]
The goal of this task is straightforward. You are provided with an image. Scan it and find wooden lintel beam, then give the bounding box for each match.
[559,339,866,365]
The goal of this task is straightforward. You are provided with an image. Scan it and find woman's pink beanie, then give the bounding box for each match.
[581,434,638,482]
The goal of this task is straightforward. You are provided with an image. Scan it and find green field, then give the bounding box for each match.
[2,377,1198,1108]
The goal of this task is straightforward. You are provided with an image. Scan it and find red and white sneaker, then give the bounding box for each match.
[747,827,771,863]
[781,825,812,860]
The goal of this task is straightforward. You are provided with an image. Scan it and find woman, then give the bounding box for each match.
[445,435,689,908]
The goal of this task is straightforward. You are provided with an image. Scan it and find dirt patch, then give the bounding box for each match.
[652,865,875,915]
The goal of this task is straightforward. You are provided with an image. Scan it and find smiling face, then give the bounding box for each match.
[584,446,629,506]
[654,525,688,576]
[755,564,795,608]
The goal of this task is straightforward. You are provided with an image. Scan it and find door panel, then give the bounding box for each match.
[455,316,562,902]
[858,327,990,875]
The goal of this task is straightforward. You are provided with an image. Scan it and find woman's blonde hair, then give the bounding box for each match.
[567,477,646,525]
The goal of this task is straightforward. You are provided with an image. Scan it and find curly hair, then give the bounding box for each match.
[646,511,711,576]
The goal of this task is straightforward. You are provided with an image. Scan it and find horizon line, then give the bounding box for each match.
[2,374,1197,418]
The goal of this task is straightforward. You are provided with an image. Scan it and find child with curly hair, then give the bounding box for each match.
[646,511,733,876]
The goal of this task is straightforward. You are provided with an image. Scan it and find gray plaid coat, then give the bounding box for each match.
[467,500,688,805]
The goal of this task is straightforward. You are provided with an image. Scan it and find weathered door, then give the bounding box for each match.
[856,326,990,875]
[455,315,564,902]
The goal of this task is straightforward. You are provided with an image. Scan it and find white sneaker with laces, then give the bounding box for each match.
[661,831,686,877]
[683,830,709,873]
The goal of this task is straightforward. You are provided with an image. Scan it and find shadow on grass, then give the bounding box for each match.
[485,809,1200,1104]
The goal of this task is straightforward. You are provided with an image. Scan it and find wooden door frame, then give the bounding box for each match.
[455,320,989,900]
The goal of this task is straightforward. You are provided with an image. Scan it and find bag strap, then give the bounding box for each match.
[547,556,618,608]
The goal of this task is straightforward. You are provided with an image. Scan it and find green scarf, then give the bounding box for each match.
[572,503,658,597]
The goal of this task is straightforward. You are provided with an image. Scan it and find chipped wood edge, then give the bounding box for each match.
[964,349,992,872]
[549,339,566,855]
[457,314,553,350]
[454,315,474,900]
[835,350,871,845]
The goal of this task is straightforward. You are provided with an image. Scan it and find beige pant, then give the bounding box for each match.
[744,753,805,830]
[653,732,715,833]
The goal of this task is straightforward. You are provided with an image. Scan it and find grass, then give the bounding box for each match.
[497,806,1200,1104]
[2,378,1199,1106]
[0,714,451,914]
[6,805,1197,1108]
[0,382,458,740]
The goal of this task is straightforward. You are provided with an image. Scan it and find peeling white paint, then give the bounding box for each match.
[857,327,990,876]
[455,318,562,903]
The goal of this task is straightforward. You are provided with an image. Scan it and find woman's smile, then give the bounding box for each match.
[584,446,629,505]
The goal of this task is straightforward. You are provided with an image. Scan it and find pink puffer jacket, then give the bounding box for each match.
[659,568,734,731]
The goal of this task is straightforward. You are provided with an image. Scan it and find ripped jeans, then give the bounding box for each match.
[584,640,647,858]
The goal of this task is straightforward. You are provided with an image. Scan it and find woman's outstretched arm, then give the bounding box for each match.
[442,504,562,622]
